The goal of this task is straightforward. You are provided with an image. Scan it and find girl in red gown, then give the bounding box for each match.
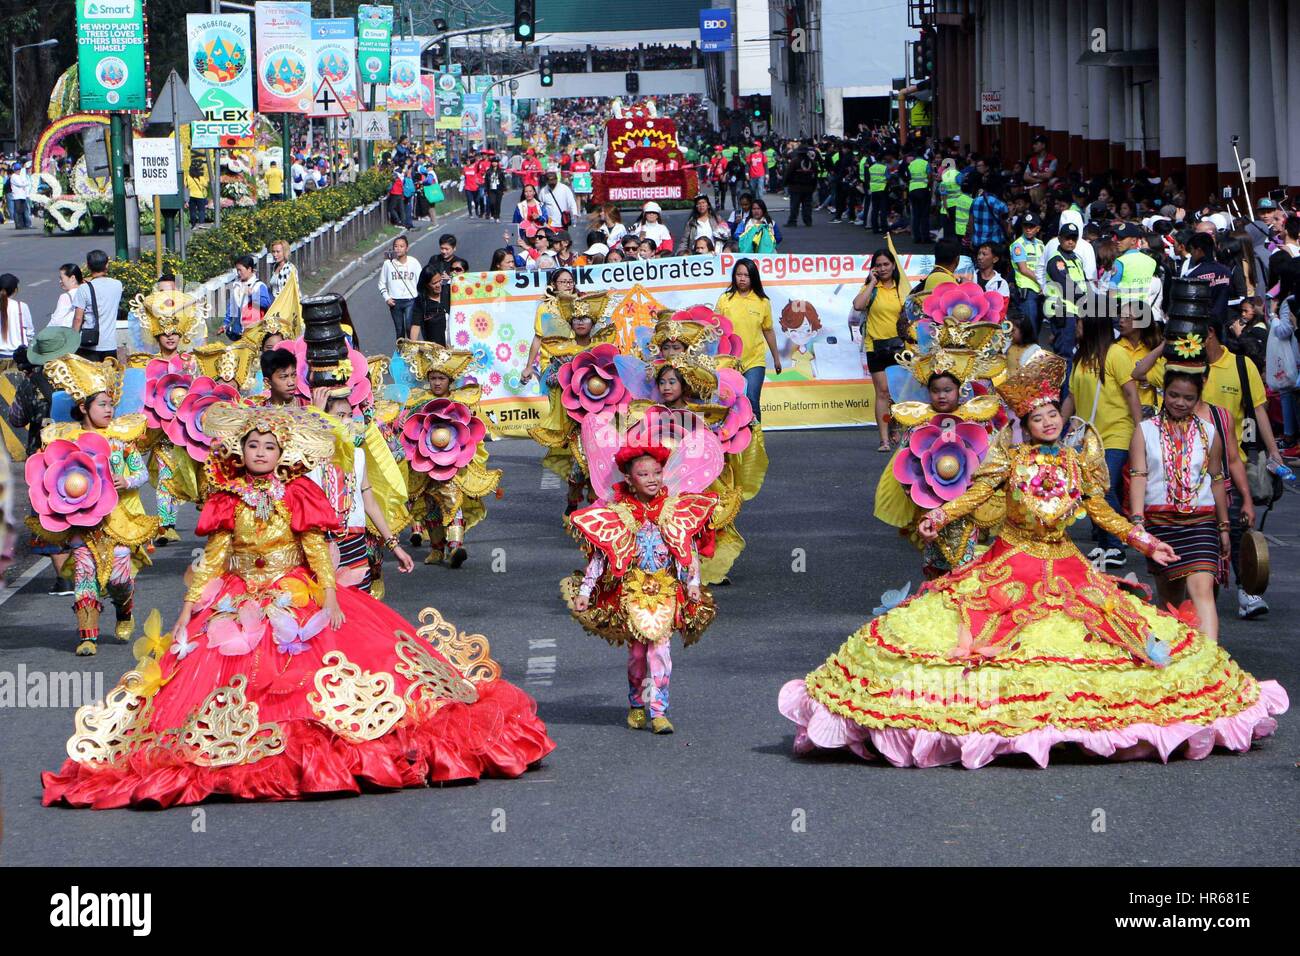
[43,403,553,809]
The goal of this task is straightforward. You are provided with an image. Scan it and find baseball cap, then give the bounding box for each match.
[642,201,662,214]
[1020,211,1041,227]
[1258,198,1279,210]
[584,242,609,257]
[1059,223,1080,239]
[1112,222,1143,239]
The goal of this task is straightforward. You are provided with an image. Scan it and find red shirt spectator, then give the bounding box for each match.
[463,163,481,191]
[521,152,542,188]
[746,149,767,178]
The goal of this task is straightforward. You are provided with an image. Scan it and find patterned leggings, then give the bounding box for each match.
[71,544,134,644]
[628,640,672,718]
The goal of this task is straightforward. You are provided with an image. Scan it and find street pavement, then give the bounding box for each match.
[0,195,1294,866]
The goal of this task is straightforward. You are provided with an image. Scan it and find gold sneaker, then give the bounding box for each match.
[75,640,97,657]
[650,716,674,735]
[424,547,445,566]
[115,619,134,642]
[626,707,647,730]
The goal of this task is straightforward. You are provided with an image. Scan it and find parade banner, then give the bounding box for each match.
[448,253,969,436]
[188,13,255,148]
[461,92,485,140]
[312,18,359,114]
[433,72,465,130]
[590,169,697,204]
[76,0,148,111]
[418,76,440,118]
[386,39,421,111]
[356,4,393,85]
[255,2,312,113]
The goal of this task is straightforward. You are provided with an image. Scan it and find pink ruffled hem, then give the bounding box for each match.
[777,679,1289,769]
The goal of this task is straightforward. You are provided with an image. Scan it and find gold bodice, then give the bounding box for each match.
[942,429,1134,549]
[185,501,335,602]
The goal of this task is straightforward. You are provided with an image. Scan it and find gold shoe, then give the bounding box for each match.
[160,526,181,543]
[75,640,97,657]
[115,619,134,642]
[626,707,647,730]
[650,716,674,735]
[424,547,445,565]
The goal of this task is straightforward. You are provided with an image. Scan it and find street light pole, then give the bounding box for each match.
[10,38,58,153]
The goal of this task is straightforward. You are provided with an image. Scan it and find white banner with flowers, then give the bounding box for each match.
[447,253,976,435]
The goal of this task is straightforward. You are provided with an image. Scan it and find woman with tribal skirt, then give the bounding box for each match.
[1128,367,1230,642]
[42,402,554,809]
[127,288,206,545]
[561,434,721,735]
[521,284,618,513]
[780,351,1288,768]
[393,339,501,567]
[873,310,1007,579]
[27,356,158,655]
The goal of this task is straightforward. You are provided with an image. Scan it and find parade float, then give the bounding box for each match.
[590,98,697,205]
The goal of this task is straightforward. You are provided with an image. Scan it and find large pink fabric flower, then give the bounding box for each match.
[557,343,630,422]
[922,282,1007,326]
[713,367,755,454]
[144,356,194,433]
[674,305,743,357]
[400,398,485,480]
[173,376,242,461]
[892,414,991,509]
[26,432,119,532]
[277,339,374,412]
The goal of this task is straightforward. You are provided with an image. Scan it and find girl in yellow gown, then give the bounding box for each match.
[781,352,1287,767]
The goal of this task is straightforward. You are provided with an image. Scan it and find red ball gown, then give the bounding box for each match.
[42,475,554,809]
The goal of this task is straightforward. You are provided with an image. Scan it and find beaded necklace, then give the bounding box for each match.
[1157,411,1209,512]
[225,471,287,522]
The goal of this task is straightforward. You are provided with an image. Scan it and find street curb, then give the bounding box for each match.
[318,206,469,298]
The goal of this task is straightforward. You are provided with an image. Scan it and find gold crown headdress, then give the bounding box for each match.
[367,354,390,393]
[995,350,1068,417]
[396,339,473,382]
[193,342,259,390]
[897,316,1008,387]
[129,290,209,346]
[646,312,719,357]
[551,290,616,327]
[43,355,124,405]
[653,354,718,399]
[203,402,336,477]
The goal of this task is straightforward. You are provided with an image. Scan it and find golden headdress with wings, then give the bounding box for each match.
[193,342,259,391]
[128,289,209,347]
[644,309,719,359]
[535,291,618,362]
[896,316,1008,387]
[43,355,124,405]
[396,339,473,382]
[654,353,718,400]
[203,402,336,477]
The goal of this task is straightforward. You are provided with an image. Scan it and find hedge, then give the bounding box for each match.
[108,167,390,302]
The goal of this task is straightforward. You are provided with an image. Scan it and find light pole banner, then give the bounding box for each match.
[356,4,394,85]
[76,0,149,111]
[386,39,421,111]
[433,71,465,130]
[187,13,255,148]
[312,19,359,114]
[255,1,313,114]
[461,92,485,141]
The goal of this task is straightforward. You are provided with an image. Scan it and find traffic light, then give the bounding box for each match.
[916,27,936,79]
[750,96,762,118]
[625,71,639,95]
[514,0,535,43]
[540,55,553,87]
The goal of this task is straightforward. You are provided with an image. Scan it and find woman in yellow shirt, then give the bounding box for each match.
[715,258,781,419]
[852,249,906,451]
[1061,308,1159,566]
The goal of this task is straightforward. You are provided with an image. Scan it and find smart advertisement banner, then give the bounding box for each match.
[446,253,964,436]
[386,39,421,111]
[312,18,358,114]
[76,0,148,111]
[187,13,255,148]
[356,4,393,84]
[255,1,312,113]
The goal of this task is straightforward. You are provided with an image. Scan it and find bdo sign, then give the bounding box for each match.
[699,9,733,53]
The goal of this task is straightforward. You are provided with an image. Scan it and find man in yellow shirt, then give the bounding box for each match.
[1129,324,1284,620]
[714,261,781,420]
[265,161,285,200]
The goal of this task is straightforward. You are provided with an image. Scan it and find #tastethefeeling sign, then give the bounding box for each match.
[77,0,148,111]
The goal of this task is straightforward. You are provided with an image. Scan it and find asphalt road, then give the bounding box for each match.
[0,199,1294,866]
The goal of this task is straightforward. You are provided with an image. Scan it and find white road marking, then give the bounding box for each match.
[539,470,562,490]
[0,557,51,608]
